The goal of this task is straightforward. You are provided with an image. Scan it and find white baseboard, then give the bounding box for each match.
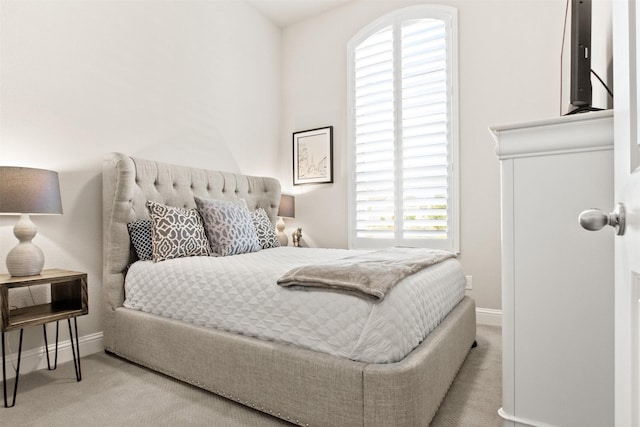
[499,407,558,427]
[477,307,502,326]
[2,331,103,380]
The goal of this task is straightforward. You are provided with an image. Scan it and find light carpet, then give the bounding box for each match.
[1,325,501,426]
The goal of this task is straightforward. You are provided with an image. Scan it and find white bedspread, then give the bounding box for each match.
[123,247,465,363]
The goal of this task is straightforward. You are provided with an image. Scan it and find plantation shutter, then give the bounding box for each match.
[400,19,448,240]
[352,11,455,249]
[354,25,395,239]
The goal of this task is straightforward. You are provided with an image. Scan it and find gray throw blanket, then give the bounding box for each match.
[277,247,456,301]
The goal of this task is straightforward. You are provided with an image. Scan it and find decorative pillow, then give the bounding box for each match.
[194,196,261,256]
[146,201,211,262]
[127,219,153,261]
[251,208,280,249]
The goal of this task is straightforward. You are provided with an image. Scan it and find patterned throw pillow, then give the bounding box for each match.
[146,201,211,262]
[194,196,261,256]
[127,219,153,261]
[250,208,280,249]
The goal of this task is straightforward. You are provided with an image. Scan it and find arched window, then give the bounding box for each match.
[347,5,459,252]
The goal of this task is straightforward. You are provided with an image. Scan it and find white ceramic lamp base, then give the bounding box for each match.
[276,217,288,246]
[6,214,45,277]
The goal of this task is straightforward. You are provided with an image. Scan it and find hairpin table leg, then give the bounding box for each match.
[42,320,81,381]
[2,329,24,408]
[43,322,60,370]
[68,318,81,382]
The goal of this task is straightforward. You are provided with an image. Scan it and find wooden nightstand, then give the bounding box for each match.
[0,269,88,407]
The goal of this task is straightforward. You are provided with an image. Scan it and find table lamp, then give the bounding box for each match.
[277,194,295,246]
[0,167,63,277]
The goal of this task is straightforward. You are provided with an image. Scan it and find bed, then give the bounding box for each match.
[102,152,477,426]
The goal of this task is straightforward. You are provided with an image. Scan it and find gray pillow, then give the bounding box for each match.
[146,201,211,262]
[251,208,280,249]
[194,196,261,256]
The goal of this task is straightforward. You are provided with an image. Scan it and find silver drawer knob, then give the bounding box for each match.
[578,203,625,235]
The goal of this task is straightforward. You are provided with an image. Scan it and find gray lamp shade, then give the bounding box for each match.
[0,167,63,215]
[278,194,295,218]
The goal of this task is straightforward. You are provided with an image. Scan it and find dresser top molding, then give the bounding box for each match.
[490,109,614,160]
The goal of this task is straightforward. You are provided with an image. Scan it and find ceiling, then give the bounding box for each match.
[246,0,353,28]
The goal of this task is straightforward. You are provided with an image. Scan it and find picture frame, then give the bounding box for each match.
[292,126,333,185]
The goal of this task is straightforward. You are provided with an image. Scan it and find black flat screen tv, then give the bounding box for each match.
[569,0,597,114]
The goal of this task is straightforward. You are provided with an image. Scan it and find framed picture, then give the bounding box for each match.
[293,126,334,185]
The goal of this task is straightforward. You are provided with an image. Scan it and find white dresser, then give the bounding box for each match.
[490,110,614,427]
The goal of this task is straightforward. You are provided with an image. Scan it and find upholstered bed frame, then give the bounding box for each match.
[102,152,477,426]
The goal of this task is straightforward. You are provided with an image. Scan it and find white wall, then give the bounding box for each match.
[0,1,281,356]
[280,0,571,311]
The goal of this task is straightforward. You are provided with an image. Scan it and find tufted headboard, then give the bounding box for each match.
[102,153,281,347]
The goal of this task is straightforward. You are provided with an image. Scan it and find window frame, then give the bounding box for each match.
[347,5,460,252]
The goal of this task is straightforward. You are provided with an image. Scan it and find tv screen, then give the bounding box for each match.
[570,0,593,112]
